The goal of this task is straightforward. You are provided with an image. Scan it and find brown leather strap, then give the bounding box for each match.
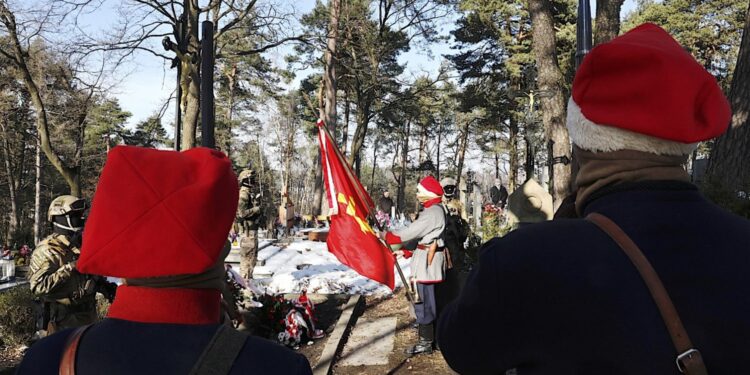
[59,324,93,375]
[586,213,708,375]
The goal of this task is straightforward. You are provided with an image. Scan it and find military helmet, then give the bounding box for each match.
[47,195,86,222]
[238,169,256,182]
[440,177,458,198]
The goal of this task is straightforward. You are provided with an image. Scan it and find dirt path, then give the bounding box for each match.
[333,289,454,375]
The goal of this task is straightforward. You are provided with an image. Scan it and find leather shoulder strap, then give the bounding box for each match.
[586,213,707,375]
[189,324,249,375]
[59,324,93,375]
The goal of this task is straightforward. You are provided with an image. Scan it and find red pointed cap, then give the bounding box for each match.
[418,176,444,197]
[78,146,239,278]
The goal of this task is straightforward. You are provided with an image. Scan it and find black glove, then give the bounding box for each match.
[95,278,118,303]
[72,277,97,300]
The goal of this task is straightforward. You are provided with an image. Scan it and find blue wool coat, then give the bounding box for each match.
[438,182,750,374]
[17,318,312,375]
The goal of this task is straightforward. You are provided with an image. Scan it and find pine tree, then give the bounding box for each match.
[125,116,168,149]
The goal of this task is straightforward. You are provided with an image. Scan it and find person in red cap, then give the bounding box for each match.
[18,146,312,375]
[383,175,447,356]
[438,23,749,374]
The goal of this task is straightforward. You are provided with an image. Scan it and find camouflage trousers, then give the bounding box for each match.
[47,300,97,334]
[239,230,258,283]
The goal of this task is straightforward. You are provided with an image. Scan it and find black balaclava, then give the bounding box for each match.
[52,212,85,238]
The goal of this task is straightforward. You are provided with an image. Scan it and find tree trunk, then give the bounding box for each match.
[224,64,237,157]
[594,0,625,45]
[0,121,19,243]
[494,151,500,180]
[34,135,41,245]
[456,118,471,187]
[0,2,81,196]
[354,154,362,177]
[436,120,443,180]
[323,0,340,133]
[397,120,411,213]
[528,0,572,206]
[348,102,369,176]
[706,2,750,190]
[312,155,324,215]
[341,92,350,154]
[312,80,327,215]
[419,123,428,164]
[524,125,536,181]
[180,0,201,150]
[314,1,340,214]
[508,121,519,191]
[371,135,378,189]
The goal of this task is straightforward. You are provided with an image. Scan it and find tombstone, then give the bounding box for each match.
[459,179,469,220]
[692,159,709,184]
[473,184,482,229]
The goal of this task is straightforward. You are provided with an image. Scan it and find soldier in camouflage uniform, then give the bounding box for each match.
[29,195,97,334]
[236,169,262,285]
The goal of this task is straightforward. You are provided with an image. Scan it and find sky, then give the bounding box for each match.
[73,0,638,132]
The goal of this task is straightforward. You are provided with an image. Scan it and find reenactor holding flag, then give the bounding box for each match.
[383,176,447,356]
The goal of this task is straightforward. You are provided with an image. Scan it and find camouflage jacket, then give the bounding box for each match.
[28,233,94,306]
[236,186,262,231]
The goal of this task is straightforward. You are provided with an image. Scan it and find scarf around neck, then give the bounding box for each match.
[574,146,690,215]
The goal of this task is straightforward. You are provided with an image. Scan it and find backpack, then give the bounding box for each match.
[440,204,469,254]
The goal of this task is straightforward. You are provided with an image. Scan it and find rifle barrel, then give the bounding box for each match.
[576,0,593,68]
[200,21,215,149]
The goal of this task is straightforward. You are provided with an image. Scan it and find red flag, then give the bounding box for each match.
[317,119,395,289]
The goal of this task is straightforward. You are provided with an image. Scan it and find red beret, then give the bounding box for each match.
[570,23,731,149]
[78,146,239,278]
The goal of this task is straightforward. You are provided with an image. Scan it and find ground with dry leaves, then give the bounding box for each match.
[332,289,455,375]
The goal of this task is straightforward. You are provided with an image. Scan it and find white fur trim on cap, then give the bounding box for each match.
[417,183,439,199]
[566,98,697,156]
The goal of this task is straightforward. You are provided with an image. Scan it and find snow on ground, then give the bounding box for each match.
[248,239,411,296]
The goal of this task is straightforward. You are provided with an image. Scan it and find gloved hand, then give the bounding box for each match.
[95,278,118,302]
[72,277,96,300]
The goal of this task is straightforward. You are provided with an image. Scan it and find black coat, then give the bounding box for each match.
[379,196,394,215]
[490,186,508,208]
[438,182,750,374]
[17,318,312,375]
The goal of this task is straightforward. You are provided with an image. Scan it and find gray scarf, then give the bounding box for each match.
[124,241,231,290]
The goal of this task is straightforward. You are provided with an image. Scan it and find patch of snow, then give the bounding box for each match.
[248,240,411,296]
[257,246,282,262]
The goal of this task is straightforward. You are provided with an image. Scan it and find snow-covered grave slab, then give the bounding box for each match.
[256,244,282,265]
[249,239,411,296]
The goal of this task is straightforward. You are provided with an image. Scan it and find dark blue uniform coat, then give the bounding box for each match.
[438,182,750,374]
[18,318,313,374]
